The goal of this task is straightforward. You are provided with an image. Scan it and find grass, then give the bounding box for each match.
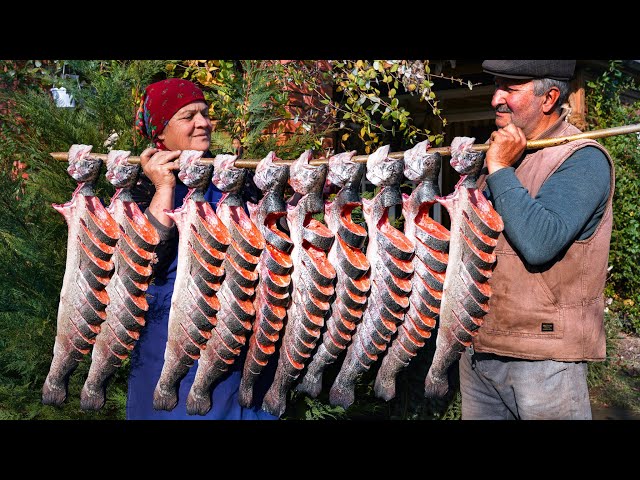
[587,310,640,419]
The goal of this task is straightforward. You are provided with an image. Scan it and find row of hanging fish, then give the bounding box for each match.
[42,136,503,416]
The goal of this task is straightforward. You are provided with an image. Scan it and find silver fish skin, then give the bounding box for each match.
[238,152,293,408]
[330,145,414,409]
[178,150,213,194]
[80,150,160,411]
[296,151,370,398]
[43,145,120,406]
[374,141,447,401]
[449,136,485,187]
[186,155,265,416]
[262,150,336,417]
[211,154,243,193]
[66,144,103,188]
[424,136,503,398]
[104,150,140,193]
[152,151,230,411]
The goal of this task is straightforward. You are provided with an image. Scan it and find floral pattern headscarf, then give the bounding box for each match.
[135,78,206,151]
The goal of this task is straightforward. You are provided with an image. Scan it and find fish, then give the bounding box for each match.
[42,144,120,406]
[296,150,370,398]
[424,136,504,398]
[152,150,231,411]
[330,145,414,409]
[261,150,336,417]
[186,154,265,416]
[237,152,294,409]
[374,140,447,401]
[80,150,160,411]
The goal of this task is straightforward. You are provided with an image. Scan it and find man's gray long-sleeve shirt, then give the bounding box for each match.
[484,145,611,267]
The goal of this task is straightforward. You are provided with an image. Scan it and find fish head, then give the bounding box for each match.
[67,144,102,183]
[366,144,403,186]
[105,150,139,188]
[289,149,326,195]
[177,150,213,189]
[254,151,289,192]
[449,136,485,177]
[327,150,361,188]
[403,140,441,182]
[212,154,245,192]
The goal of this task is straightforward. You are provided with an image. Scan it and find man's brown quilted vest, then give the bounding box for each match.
[473,116,615,361]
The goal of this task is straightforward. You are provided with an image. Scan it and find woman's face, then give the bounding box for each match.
[158,101,212,151]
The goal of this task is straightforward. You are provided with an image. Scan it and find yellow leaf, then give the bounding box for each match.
[342,133,350,141]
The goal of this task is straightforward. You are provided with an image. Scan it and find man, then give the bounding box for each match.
[459,60,615,420]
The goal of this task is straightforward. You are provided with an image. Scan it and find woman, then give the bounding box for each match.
[232,137,244,158]
[128,78,277,420]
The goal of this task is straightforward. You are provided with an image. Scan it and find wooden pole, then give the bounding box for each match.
[50,123,640,169]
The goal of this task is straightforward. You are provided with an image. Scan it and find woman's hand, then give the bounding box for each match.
[140,147,181,192]
[140,148,182,228]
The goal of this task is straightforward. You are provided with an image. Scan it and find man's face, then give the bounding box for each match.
[490,77,545,138]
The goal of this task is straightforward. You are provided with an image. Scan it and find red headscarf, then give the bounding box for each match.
[135,78,207,151]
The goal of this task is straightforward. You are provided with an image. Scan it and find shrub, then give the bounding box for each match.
[586,60,640,335]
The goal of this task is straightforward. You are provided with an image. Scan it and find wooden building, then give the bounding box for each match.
[394,59,640,226]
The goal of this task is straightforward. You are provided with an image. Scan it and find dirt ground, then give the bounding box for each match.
[590,332,640,420]
[612,332,640,375]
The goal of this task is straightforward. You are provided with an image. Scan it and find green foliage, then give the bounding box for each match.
[286,396,349,421]
[0,58,467,422]
[0,60,168,420]
[52,60,169,153]
[587,308,625,388]
[279,337,461,420]
[586,60,640,334]
[178,60,474,158]
[175,60,319,160]
[287,60,475,154]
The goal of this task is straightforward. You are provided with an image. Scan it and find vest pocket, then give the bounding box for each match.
[481,251,564,339]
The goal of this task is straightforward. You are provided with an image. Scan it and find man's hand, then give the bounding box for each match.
[485,123,527,175]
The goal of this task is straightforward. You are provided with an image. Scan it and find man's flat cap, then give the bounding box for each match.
[482,60,576,81]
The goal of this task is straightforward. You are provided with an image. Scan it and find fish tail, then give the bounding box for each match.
[186,359,227,416]
[329,353,361,409]
[424,370,449,399]
[295,361,323,398]
[261,367,291,418]
[186,387,212,416]
[153,359,191,411]
[153,383,179,412]
[80,359,116,411]
[80,332,128,411]
[80,380,107,411]
[42,347,82,406]
[373,357,401,402]
[237,376,255,409]
[238,340,261,408]
[42,376,69,406]
[328,376,356,410]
